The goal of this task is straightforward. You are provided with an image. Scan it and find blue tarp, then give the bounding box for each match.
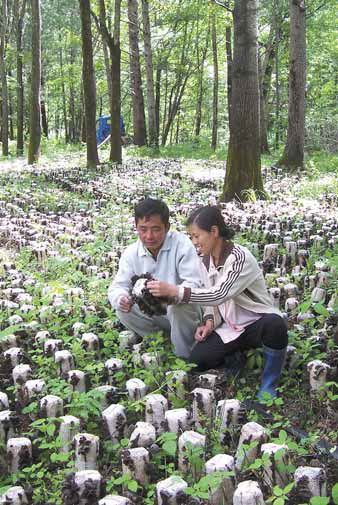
[96,115,126,144]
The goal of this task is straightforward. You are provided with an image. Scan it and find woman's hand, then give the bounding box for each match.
[147,281,179,298]
[194,319,214,342]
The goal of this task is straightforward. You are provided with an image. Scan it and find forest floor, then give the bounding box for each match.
[0,147,337,504]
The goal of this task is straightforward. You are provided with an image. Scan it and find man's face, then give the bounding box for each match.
[136,214,169,256]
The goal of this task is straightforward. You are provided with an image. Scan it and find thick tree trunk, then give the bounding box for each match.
[59,43,68,143]
[141,0,158,148]
[28,0,41,164]
[0,0,9,156]
[221,0,263,202]
[79,0,99,168]
[278,0,306,170]
[225,27,233,130]
[128,0,147,146]
[211,11,218,150]
[15,0,26,155]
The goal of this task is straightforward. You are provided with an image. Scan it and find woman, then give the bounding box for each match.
[148,206,288,400]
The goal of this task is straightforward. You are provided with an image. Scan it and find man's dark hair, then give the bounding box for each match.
[134,198,170,226]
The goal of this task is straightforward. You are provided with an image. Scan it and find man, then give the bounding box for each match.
[108,198,202,359]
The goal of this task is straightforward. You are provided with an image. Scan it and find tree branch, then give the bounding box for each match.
[213,0,233,13]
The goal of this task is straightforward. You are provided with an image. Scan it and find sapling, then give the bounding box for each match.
[233,480,264,505]
[7,437,32,473]
[156,475,188,505]
[74,433,100,471]
[102,404,127,443]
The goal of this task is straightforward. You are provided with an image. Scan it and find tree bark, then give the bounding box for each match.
[0,0,9,156]
[221,0,263,202]
[155,60,162,141]
[211,11,218,150]
[128,0,147,146]
[28,0,41,164]
[41,74,48,138]
[15,0,26,155]
[278,0,306,170]
[225,26,233,130]
[79,0,99,168]
[59,42,68,143]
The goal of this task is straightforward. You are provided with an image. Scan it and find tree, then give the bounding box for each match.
[141,0,158,148]
[211,10,218,150]
[128,0,147,146]
[278,0,306,170]
[0,0,9,156]
[79,0,99,168]
[194,12,210,139]
[220,0,264,202]
[28,0,42,164]
[14,0,27,156]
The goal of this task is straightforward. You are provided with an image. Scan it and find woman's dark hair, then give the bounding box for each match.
[134,198,169,226]
[186,206,235,240]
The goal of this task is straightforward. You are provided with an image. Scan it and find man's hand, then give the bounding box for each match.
[147,281,179,298]
[118,295,133,313]
[194,319,214,342]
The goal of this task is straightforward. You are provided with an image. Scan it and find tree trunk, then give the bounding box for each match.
[28,0,41,164]
[221,0,263,202]
[59,42,68,143]
[155,60,162,141]
[194,18,210,139]
[15,0,26,155]
[211,11,218,150]
[128,0,147,146]
[225,27,233,130]
[278,0,306,170]
[41,74,48,138]
[141,0,157,148]
[0,0,9,156]
[97,0,122,163]
[79,0,99,168]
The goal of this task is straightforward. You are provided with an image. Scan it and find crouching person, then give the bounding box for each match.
[108,198,202,360]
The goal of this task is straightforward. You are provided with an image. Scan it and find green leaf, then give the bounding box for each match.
[278,430,287,443]
[310,497,330,505]
[273,486,284,497]
[127,480,138,492]
[332,482,338,505]
[313,303,329,316]
[274,498,285,505]
[163,440,177,457]
[47,423,56,436]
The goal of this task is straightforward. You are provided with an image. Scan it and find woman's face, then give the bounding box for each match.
[188,223,218,256]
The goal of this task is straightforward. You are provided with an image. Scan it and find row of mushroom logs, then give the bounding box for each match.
[0,360,330,505]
